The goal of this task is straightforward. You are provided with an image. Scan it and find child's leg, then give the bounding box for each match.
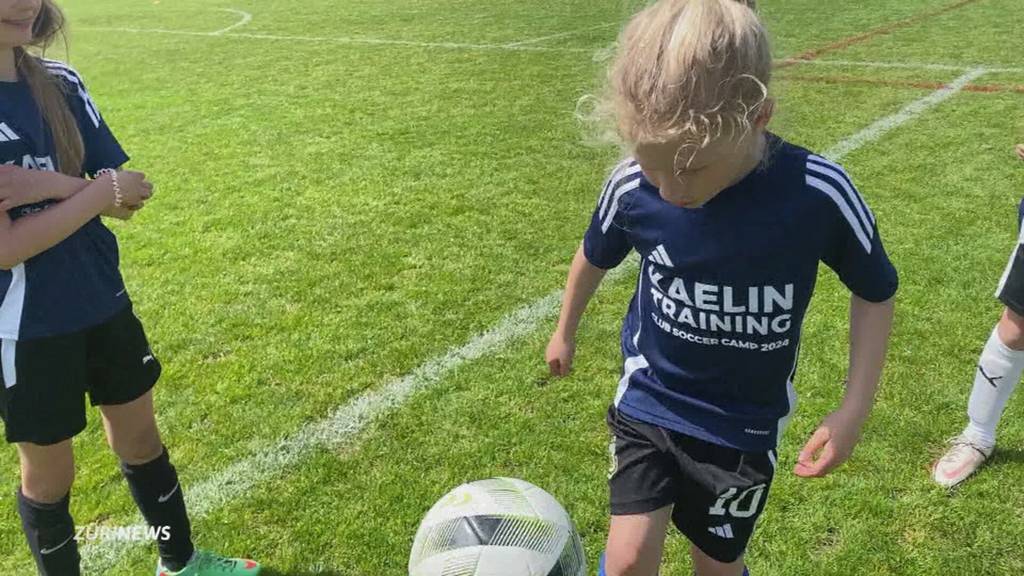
[100,391,194,571]
[938,198,1024,487]
[690,544,747,576]
[605,507,672,576]
[965,308,1024,445]
[16,439,80,576]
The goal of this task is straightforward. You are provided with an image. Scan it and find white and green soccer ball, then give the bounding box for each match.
[409,478,587,576]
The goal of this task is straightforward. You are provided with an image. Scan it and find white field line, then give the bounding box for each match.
[80,59,986,576]
[79,266,632,571]
[784,58,1024,75]
[75,26,597,53]
[71,21,1024,75]
[210,8,252,36]
[505,23,617,47]
[824,68,987,160]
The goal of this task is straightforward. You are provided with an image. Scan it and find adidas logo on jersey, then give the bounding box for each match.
[0,123,21,142]
[647,244,674,267]
[708,524,735,539]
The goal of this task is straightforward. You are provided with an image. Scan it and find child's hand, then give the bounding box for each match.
[110,170,154,209]
[545,332,576,377]
[793,405,867,478]
[1016,144,1024,161]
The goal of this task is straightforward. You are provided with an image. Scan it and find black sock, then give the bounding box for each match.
[17,489,81,576]
[121,447,194,571]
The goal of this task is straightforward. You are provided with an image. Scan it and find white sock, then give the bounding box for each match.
[964,327,1024,447]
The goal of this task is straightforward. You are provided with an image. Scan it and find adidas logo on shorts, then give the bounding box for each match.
[708,524,735,539]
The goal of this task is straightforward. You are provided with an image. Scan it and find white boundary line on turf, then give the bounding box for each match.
[75,25,597,53]
[824,68,987,160]
[72,20,1024,75]
[210,8,252,36]
[505,23,617,47]
[786,58,1024,75]
[80,64,987,575]
[78,274,629,571]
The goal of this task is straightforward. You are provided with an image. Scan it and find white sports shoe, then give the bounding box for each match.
[932,435,994,488]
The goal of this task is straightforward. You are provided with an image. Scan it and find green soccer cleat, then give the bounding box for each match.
[156,550,261,576]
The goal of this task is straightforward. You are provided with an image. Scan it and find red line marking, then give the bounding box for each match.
[779,74,1024,95]
[777,0,984,68]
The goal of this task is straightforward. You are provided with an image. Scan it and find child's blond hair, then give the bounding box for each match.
[601,0,771,155]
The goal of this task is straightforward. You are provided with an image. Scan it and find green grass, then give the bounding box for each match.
[2,0,1023,574]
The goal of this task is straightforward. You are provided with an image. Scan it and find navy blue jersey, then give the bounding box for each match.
[585,135,898,452]
[0,60,130,341]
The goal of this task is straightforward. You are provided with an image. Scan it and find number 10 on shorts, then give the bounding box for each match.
[709,484,767,519]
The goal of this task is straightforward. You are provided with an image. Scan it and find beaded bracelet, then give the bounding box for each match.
[97,168,123,208]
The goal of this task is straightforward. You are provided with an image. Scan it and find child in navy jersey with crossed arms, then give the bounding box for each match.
[0,1,259,574]
[546,1,898,575]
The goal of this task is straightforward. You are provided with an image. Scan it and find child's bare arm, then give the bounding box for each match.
[795,294,895,478]
[0,166,89,212]
[546,244,609,376]
[0,171,152,269]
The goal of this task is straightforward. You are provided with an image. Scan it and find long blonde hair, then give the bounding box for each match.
[14,0,84,176]
[597,0,771,152]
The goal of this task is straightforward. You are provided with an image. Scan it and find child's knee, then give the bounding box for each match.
[21,476,74,504]
[111,429,163,466]
[20,461,75,504]
[998,308,1024,350]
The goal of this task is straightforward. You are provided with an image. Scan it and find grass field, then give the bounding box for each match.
[2,0,1024,574]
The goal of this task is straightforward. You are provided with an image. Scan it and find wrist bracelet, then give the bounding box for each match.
[97,168,123,208]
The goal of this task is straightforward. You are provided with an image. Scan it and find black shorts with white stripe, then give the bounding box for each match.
[996,199,1024,317]
[606,407,776,564]
[0,304,160,445]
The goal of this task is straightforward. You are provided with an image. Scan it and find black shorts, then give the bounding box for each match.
[607,407,776,563]
[0,305,161,445]
[997,217,1024,317]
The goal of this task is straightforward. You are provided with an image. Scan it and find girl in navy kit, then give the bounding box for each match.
[0,1,259,574]
[546,1,897,575]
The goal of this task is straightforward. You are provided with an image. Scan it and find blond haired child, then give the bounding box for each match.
[545,1,897,574]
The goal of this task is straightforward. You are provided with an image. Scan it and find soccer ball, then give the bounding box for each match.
[409,477,587,576]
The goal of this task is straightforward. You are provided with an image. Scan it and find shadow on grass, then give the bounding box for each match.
[988,446,1024,469]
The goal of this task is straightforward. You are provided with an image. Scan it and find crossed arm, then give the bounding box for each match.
[0,165,151,269]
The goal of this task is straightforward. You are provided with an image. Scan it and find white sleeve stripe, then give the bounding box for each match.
[0,124,18,140]
[43,68,101,127]
[601,177,642,233]
[599,162,642,219]
[806,161,874,239]
[42,61,76,75]
[807,174,873,254]
[809,155,875,226]
[808,155,876,225]
[597,160,629,217]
